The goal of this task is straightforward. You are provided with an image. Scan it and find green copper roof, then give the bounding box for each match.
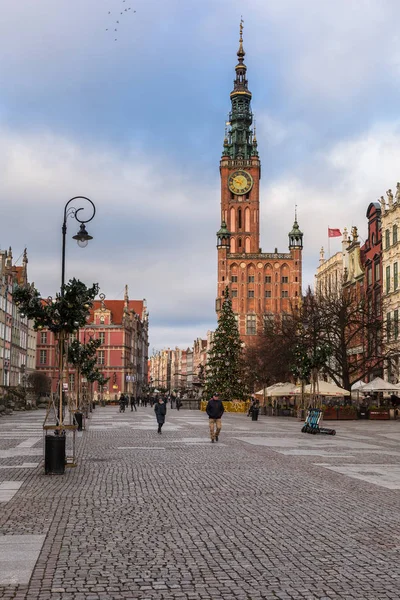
[217,221,230,237]
[223,22,255,160]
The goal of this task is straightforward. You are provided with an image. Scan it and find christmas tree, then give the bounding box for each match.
[204,287,247,402]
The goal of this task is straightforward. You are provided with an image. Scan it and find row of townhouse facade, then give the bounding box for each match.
[0,247,149,403]
[149,332,214,396]
[0,248,36,392]
[315,186,400,385]
[36,286,149,401]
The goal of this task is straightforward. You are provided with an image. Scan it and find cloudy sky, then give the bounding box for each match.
[2,0,400,351]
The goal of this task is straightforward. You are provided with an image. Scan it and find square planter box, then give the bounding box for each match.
[369,410,390,420]
[323,408,338,420]
[337,409,357,420]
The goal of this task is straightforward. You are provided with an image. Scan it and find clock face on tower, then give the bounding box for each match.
[228,170,253,195]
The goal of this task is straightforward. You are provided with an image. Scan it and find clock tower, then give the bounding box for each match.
[217,22,303,339]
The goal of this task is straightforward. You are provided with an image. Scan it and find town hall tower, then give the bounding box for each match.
[216,22,303,339]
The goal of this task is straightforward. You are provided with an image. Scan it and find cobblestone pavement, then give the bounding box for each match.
[2,408,400,599]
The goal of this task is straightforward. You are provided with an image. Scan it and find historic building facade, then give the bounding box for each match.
[216,24,303,340]
[149,331,214,396]
[381,187,400,382]
[36,287,149,400]
[0,248,36,391]
[314,203,383,385]
[315,229,349,296]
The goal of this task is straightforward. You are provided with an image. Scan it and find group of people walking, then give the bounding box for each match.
[119,391,259,441]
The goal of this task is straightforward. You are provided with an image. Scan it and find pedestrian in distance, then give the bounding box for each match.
[130,394,137,412]
[206,392,225,443]
[249,396,260,421]
[119,393,126,413]
[176,397,182,411]
[154,396,167,434]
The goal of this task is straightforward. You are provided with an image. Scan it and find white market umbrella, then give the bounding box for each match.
[304,380,350,397]
[357,377,400,392]
[255,382,302,397]
[351,380,365,391]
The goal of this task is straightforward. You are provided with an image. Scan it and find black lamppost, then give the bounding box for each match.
[58,197,96,427]
[61,196,96,293]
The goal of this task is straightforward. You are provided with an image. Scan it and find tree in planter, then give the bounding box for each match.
[67,338,102,410]
[13,278,99,424]
[13,278,99,334]
[87,369,110,405]
[204,287,247,402]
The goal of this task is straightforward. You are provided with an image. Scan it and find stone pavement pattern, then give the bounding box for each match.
[1,408,400,599]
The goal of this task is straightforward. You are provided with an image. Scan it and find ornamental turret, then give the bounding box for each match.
[288,209,303,249]
[224,20,255,160]
[217,221,231,249]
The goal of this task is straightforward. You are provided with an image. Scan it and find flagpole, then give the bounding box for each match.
[328,228,330,258]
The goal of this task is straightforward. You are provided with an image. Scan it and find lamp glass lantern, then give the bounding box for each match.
[73,224,93,248]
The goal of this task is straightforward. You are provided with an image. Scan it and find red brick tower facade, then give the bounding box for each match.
[216,23,303,340]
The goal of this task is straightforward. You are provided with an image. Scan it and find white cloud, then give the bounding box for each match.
[0,127,220,350]
[260,120,400,289]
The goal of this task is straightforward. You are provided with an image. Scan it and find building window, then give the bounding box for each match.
[238,208,242,229]
[265,290,271,298]
[265,276,271,283]
[367,266,372,286]
[386,229,390,249]
[100,315,105,324]
[387,312,391,342]
[99,332,105,344]
[394,224,398,245]
[386,265,391,293]
[375,291,381,316]
[246,315,256,335]
[395,263,398,291]
[248,275,255,283]
[39,350,47,365]
[231,275,238,282]
[231,289,238,298]
[282,290,289,298]
[375,262,380,281]
[248,290,254,298]
[40,332,47,344]
[97,350,105,365]
[281,276,289,284]
[69,373,75,392]
[395,310,399,340]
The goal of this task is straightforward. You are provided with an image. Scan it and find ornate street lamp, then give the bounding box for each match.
[59,197,96,420]
[54,197,96,470]
[61,196,96,293]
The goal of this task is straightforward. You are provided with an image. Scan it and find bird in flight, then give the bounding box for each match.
[106,3,136,41]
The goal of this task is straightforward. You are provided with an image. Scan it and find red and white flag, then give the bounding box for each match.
[328,228,341,238]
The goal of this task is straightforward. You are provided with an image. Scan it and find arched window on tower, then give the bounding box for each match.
[238,208,242,229]
[238,238,242,250]
[245,207,250,231]
[230,207,236,232]
[230,238,236,252]
[245,237,251,253]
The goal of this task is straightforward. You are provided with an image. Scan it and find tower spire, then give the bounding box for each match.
[237,17,245,63]
[223,20,254,160]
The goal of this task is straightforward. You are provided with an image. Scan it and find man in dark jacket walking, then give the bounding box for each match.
[206,392,225,443]
[154,397,167,434]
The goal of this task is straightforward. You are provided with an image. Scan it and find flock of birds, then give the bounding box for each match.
[106,1,136,41]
